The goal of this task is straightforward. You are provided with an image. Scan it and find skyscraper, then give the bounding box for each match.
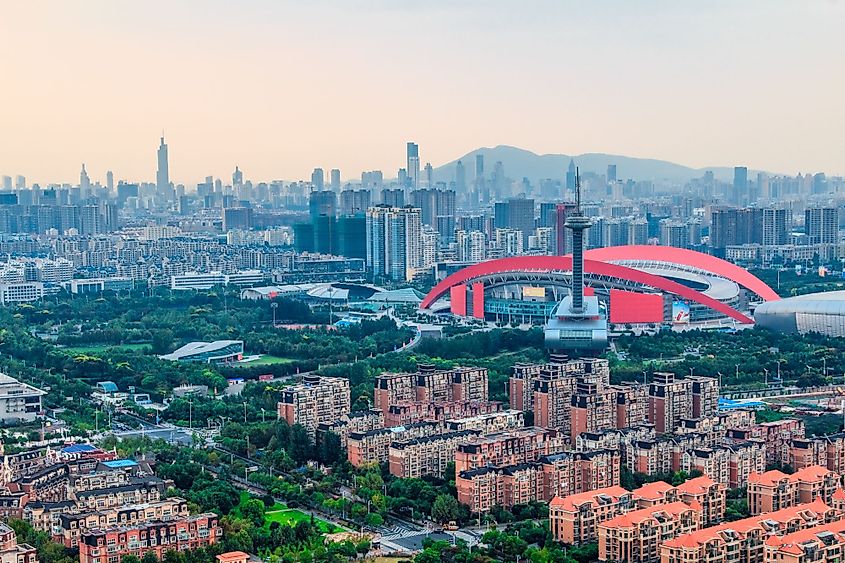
[330,168,341,191]
[366,205,422,282]
[407,142,420,189]
[106,170,114,193]
[493,197,535,245]
[424,162,433,188]
[607,164,617,183]
[565,159,577,191]
[156,137,169,193]
[474,154,485,202]
[233,166,243,186]
[805,207,839,245]
[733,166,748,203]
[1,176,11,191]
[79,164,90,197]
[455,160,466,195]
[311,168,325,190]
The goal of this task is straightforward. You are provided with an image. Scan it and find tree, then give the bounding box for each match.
[122,557,141,563]
[431,494,460,524]
[317,431,342,465]
[141,553,160,563]
[240,498,266,527]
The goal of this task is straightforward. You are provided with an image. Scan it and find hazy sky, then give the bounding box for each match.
[1,1,843,185]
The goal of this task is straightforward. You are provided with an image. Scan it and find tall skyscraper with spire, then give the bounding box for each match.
[156,136,169,193]
[80,164,91,197]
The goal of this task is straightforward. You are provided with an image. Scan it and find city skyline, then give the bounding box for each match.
[2,1,844,184]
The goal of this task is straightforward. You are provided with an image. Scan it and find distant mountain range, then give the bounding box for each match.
[432,145,753,185]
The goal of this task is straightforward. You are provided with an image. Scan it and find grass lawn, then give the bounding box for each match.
[61,343,150,355]
[265,508,342,534]
[237,354,295,366]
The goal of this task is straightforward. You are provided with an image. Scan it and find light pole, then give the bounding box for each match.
[735,364,739,381]
[271,302,278,328]
[777,359,786,381]
[243,401,247,423]
[764,368,769,387]
[261,408,266,423]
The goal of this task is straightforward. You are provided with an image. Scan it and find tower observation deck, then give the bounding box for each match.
[544,168,609,354]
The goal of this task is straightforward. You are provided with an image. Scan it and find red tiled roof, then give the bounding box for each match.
[765,518,845,554]
[748,469,789,486]
[662,499,833,550]
[599,502,694,530]
[632,480,675,500]
[549,486,629,511]
[676,476,718,495]
[791,465,833,483]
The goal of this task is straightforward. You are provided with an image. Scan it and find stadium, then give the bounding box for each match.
[420,246,780,327]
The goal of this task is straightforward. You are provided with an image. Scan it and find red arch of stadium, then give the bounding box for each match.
[583,245,780,302]
[420,250,778,324]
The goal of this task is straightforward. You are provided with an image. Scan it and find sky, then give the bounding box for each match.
[1,1,843,185]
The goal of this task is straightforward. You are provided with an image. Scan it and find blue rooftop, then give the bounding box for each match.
[102,459,138,469]
[62,444,98,453]
[96,381,119,393]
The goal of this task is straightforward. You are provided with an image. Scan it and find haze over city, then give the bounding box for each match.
[2,1,844,184]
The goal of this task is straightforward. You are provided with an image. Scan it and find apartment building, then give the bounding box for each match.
[648,373,693,434]
[73,478,167,512]
[346,422,441,467]
[598,502,701,563]
[373,365,489,415]
[761,517,845,563]
[384,400,502,427]
[661,499,841,563]
[0,523,37,563]
[445,409,524,434]
[549,486,634,544]
[550,476,724,546]
[277,375,350,437]
[78,513,220,563]
[56,498,190,548]
[791,433,845,475]
[456,449,619,513]
[454,427,563,473]
[756,418,805,467]
[570,374,617,443]
[614,383,649,429]
[748,465,840,515]
[389,430,481,479]
[316,409,384,451]
[533,359,610,436]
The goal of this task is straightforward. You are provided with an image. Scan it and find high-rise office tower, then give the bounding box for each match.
[493,197,535,246]
[340,189,371,216]
[311,168,325,190]
[330,169,341,191]
[805,207,839,245]
[361,170,383,189]
[1,176,11,191]
[566,159,577,191]
[15,175,25,190]
[424,162,433,188]
[733,166,748,203]
[156,137,169,192]
[474,154,486,202]
[407,142,420,189]
[607,164,617,183]
[233,166,243,186]
[455,160,466,196]
[79,164,91,197]
[381,188,405,208]
[309,190,336,220]
[106,171,114,193]
[366,205,422,282]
